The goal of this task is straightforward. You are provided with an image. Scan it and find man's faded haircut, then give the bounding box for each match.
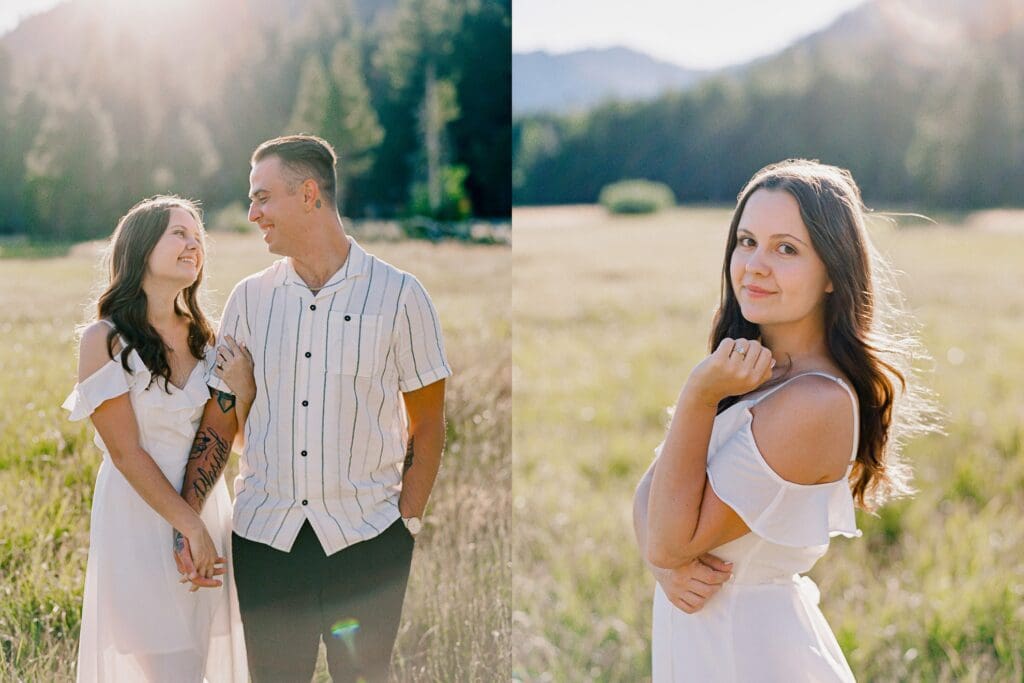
[251,134,339,204]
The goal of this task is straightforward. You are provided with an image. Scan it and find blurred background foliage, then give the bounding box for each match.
[0,0,511,242]
[512,0,1024,210]
[598,179,676,215]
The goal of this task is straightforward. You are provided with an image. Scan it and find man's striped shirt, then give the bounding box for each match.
[208,237,451,555]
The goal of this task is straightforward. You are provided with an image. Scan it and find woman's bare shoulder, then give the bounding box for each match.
[77,320,123,381]
[749,374,856,485]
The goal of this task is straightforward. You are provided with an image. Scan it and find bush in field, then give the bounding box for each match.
[599,179,675,214]
[208,201,253,233]
[409,165,473,222]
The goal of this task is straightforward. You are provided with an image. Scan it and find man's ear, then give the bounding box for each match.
[303,178,318,211]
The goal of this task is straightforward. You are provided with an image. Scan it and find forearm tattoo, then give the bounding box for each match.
[184,427,231,508]
[403,436,415,474]
[215,390,236,414]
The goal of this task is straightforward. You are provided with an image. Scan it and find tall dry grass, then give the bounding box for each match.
[0,233,510,682]
[513,205,1024,682]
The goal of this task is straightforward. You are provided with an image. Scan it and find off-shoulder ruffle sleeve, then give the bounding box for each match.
[705,408,862,548]
[62,359,131,422]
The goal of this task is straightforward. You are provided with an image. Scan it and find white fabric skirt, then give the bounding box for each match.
[76,459,247,683]
[652,577,856,683]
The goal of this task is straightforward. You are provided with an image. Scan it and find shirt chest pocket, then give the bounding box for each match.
[326,312,383,377]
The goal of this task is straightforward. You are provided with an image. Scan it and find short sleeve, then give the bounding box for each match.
[394,275,452,392]
[62,359,131,422]
[705,414,862,548]
[208,280,251,394]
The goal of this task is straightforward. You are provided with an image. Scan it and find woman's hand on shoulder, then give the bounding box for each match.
[77,320,120,382]
[214,335,256,404]
[750,375,855,485]
[683,338,774,408]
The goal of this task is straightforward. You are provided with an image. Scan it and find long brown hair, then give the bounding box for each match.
[95,195,215,392]
[711,159,937,509]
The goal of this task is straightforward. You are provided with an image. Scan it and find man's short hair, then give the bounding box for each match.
[251,135,338,204]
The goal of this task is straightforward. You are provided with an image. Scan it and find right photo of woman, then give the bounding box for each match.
[513,0,1024,681]
[635,159,937,682]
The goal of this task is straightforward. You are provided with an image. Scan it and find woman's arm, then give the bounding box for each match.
[634,460,734,612]
[646,338,772,568]
[646,341,854,569]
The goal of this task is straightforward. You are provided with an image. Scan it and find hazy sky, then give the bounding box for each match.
[0,0,63,36]
[514,0,868,69]
[4,0,869,70]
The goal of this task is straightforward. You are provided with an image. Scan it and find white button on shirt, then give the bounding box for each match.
[208,237,451,555]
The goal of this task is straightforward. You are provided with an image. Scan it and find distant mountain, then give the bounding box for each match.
[514,0,1024,208]
[513,47,709,115]
[733,0,1019,83]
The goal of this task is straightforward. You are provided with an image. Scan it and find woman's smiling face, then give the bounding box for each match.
[730,188,833,327]
[145,207,205,287]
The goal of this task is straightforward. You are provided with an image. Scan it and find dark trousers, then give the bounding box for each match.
[233,519,415,683]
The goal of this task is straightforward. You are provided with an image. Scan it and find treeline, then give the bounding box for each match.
[0,0,510,240]
[513,29,1023,209]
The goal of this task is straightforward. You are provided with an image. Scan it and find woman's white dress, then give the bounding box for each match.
[652,372,862,682]
[63,326,247,682]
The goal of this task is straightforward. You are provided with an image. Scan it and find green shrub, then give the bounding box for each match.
[409,165,472,221]
[208,201,253,233]
[599,179,675,214]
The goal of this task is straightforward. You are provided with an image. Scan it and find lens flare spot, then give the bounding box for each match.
[331,618,360,640]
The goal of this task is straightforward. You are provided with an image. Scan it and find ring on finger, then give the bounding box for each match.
[733,345,748,358]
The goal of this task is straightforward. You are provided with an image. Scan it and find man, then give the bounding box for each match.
[175,134,450,682]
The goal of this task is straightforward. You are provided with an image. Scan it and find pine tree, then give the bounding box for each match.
[328,39,384,189]
[287,53,333,136]
[284,27,383,211]
[24,94,118,240]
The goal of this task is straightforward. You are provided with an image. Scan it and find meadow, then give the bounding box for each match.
[513,205,1024,682]
[0,232,511,682]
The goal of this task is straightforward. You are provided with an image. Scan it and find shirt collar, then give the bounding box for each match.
[273,236,371,292]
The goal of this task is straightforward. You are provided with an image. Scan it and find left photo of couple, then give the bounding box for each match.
[0,1,510,682]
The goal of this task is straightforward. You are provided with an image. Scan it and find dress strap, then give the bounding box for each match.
[96,319,129,353]
[750,371,860,466]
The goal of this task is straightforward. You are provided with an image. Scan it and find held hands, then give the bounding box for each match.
[652,553,733,614]
[173,524,227,592]
[213,335,255,404]
[683,338,775,408]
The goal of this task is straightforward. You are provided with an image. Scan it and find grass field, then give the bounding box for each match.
[513,205,1024,682]
[0,233,510,682]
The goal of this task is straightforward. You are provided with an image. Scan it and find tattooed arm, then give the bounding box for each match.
[173,389,239,588]
[182,390,237,513]
[398,379,447,519]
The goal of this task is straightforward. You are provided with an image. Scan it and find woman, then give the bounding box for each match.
[634,160,935,681]
[63,196,254,682]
